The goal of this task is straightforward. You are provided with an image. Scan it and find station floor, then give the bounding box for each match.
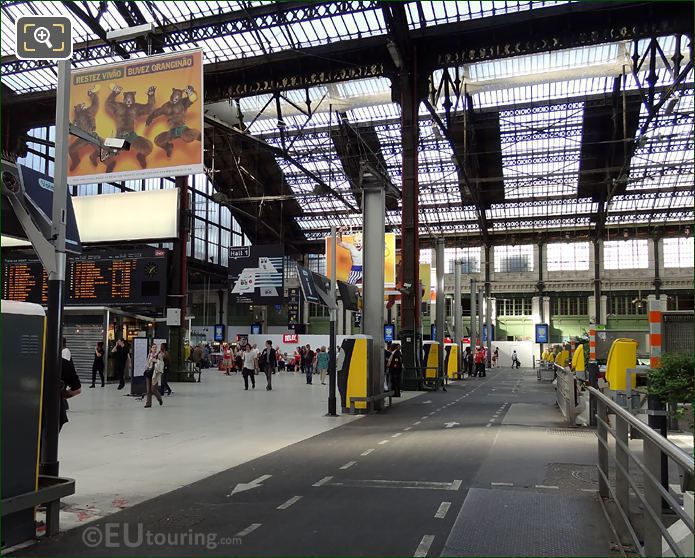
[23,368,616,557]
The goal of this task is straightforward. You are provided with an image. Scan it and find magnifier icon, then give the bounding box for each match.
[33,26,53,49]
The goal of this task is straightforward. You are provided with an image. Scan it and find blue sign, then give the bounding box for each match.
[482,324,495,342]
[214,324,225,342]
[430,324,436,340]
[251,323,262,335]
[384,324,395,344]
[535,323,549,344]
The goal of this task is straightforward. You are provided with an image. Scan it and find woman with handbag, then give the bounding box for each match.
[144,343,163,408]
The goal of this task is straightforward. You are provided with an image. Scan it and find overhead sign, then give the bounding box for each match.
[535,323,549,344]
[214,324,225,342]
[1,162,82,253]
[325,232,396,288]
[229,244,284,305]
[296,265,321,305]
[2,247,168,306]
[384,324,395,344]
[287,287,300,330]
[67,49,204,185]
[295,264,332,307]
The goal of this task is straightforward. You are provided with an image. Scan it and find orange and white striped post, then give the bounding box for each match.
[648,299,662,370]
[589,328,596,363]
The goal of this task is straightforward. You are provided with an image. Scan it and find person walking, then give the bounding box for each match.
[293,348,301,373]
[144,343,163,408]
[492,347,499,368]
[241,343,257,390]
[60,339,82,431]
[111,338,128,390]
[387,343,403,397]
[260,340,276,391]
[222,343,233,375]
[462,346,471,377]
[90,341,105,388]
[474,346,484,377]
[317,346,329,385]
[159,343,172,396]
[303,344,315,384]
[511,350,521,369]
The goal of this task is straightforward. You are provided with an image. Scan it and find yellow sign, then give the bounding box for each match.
[325,233,396,288]
[68,49,204,185]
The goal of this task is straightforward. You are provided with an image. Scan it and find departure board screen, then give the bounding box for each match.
[2,248,168,306]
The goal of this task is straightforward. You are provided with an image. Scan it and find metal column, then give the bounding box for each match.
[399,64,421,390]
[484,244,492,365]
[435,238,445,377]
[478,288,484,350]
[362,179,386,407]
[454,260,462,371]
[485,284,492,364]
[41,60,71,478]
[593,240,601,322]
[328,227,338,416]
[470,279,477,347]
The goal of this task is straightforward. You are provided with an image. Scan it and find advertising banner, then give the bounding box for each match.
[325,232,395,288]
[229,244,284,305]
[535,323,549,344]
[67,49,203,185]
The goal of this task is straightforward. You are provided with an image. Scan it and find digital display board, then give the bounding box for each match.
[2,247,167,306]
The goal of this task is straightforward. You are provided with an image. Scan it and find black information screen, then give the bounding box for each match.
[2,248,168,307]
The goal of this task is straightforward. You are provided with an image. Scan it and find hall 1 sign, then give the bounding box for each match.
[287,287,300,330]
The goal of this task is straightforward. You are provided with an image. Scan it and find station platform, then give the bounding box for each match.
[18,368,615,557]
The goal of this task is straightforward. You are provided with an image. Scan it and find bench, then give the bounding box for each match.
[349,390,395,414]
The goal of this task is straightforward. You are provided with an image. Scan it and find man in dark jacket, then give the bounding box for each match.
[60,340,82,431]
[260,340,277,391]
[387,343,403,397]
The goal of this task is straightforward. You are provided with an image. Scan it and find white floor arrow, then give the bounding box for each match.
[444,422,460,429]
[227,474,272,497]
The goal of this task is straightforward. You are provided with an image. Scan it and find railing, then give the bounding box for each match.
[589,386,695,557]
[553,363,579,425]
[537,359,556,381]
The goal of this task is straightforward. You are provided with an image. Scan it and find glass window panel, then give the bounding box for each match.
[546,242,590,271]
[663,237,694,268]
[603,239,649,270]
[494,245,534,272]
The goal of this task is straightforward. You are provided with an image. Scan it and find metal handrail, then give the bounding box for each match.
[589,386,694,557]
[588,387,694,471]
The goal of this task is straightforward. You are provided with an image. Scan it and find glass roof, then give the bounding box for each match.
[1,1,692,241]
[500,103,584,199]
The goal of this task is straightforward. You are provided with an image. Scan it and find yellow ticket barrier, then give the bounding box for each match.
[571,344,585,372]
[555,349,571,368]
[422,341,440,379]
[337,336,372,411]
[605,338,638,390]
[444,343,459,379]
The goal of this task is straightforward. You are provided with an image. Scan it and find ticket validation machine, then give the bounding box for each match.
[1,301,75,548]
[338,335,374,413]
[1,301,46,547]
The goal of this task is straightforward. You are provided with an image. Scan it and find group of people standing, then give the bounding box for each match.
[220,341,279,391]
[89,338,171,397]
